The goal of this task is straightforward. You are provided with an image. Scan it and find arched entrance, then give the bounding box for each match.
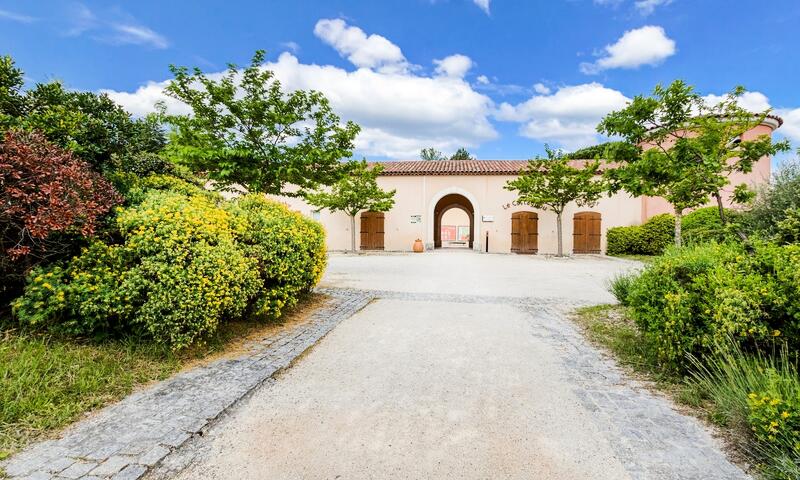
[434,193,474,249]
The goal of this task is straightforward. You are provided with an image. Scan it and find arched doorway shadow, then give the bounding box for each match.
[434,193,474,249]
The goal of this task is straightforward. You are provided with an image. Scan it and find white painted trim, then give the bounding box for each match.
[427,187,482,251]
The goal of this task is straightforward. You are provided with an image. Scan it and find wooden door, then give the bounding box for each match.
[360,211,385,250]
[511,212,538,254]
[573,212,601,254]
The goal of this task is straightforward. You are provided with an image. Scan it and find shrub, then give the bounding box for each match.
[606,214,674,256]
[14,190,261,348]
[13,188,328,349]
[745,160,800,237]
[230,194,327,319]
[0,131,121,301]
[775,208,800,245]
[681,206,739,244]
[689,344,800,479]
[625,242,800,372]
[608,272,637,306]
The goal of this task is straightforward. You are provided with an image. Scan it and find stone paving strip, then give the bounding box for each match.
[1,290,372,480]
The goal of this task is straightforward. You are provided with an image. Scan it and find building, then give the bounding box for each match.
[277,116,782,255]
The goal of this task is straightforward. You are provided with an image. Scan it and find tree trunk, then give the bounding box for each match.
[674,208,683,248]
[556,211,563,257]
[350,215,357,253]
[713,191,728,225]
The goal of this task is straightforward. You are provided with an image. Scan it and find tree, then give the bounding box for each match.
[449,147,474,160]
[0,130,121,301]
[598,80,790,246]
[420,147,446,161]
[505,146,605,256]
[305,160,395,252]
[0,55,167,172]
[163,50,360,195]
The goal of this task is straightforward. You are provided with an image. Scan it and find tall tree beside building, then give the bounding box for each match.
[598,80,790,246]
[505,147,605,256]
[420,147,446,161]
[163,50,360,195]
[305,160,396,252]
[449,147,474,160]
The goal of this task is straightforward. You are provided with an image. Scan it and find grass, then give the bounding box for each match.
[0,294,327,460]
[609,254,658,264]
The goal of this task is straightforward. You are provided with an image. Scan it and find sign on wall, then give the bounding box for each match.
[482,215,494,222]
[410,215,422,224]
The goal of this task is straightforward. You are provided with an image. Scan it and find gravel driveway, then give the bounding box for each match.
[160,252,748,480]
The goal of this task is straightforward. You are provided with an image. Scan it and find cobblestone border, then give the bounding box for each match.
[1,290,372,480]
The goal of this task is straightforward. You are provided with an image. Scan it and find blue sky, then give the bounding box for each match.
[2,0,799,160]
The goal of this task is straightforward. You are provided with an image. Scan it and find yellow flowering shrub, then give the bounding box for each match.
[229,194,327,319]
[747,371,800,456]
[626,242,800,372]
[13,187,328,349]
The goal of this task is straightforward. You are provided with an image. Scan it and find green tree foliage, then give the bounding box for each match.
[163,50,360,195]
[505,146,606,256]
[420,147,446,161]
[449,147,474,160]
[0,55,166,172]
[598,80,790,247]
[563,141,637,161]
[305,160,395,252]
[746,159,800,237]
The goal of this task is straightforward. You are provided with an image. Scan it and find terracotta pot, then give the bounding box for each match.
[413,239,424,253]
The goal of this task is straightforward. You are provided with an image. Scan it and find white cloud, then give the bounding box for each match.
[313,18,408,73]
[65,4,168,49]
[103,44,497,159]
[495,83,630,149]
[580,25,676,74]
[434,54,473,78]
[0,9,37,23]
[775,108,800,143]
[703,91,772,113]
[281,41,300,53]
[533,83,551,95]
[634,0,673,16]
[473,0,491,14]
[109,23,169,49]
[476,75,490,85]
[702,90,800,144]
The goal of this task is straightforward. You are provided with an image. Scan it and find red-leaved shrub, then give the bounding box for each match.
[1,130,121,293]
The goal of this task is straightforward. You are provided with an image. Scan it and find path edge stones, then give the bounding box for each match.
[1,290,373,480]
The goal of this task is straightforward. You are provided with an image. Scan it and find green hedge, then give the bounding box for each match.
[13,185,327,349]
[681,206,739,244]
[624,242,800,372]
[607,213,675,256]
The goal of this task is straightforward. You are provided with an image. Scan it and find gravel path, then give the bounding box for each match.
[153,252,748,480]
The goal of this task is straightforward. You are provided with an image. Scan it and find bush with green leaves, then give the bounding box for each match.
[746,161,800,237]
[230,194,327,319]
[14,190,261,348]
[681,206,739,244]
[625,242,800,372]
[608,272,637,306]
[606,213,675,256]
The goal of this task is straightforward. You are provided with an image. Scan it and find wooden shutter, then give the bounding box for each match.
[374,212,385,250]
[360,212,371,250]
[511,212,521,252]
[573,212,601,254]
[526,213,538,254]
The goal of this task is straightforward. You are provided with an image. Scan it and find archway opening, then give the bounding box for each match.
[434,193,474,249]
[440,208,471,248]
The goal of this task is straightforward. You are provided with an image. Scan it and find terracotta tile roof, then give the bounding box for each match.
[369,159,601,176]
[371,160,529,176]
